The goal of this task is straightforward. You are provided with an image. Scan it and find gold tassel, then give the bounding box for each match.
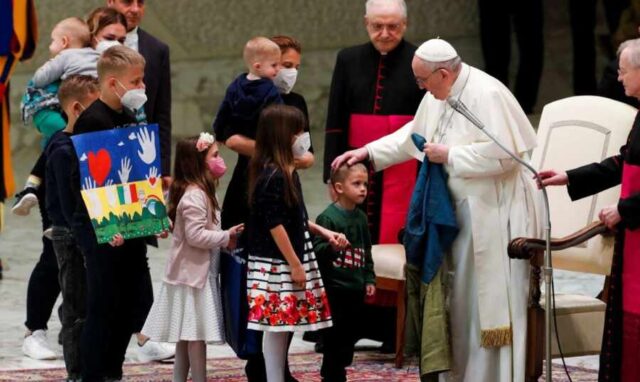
[480,326,512,348]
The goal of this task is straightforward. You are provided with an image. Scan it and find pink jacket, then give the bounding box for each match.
[164,186,229,289]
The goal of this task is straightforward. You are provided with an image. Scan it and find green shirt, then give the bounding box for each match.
[313,203,375,291]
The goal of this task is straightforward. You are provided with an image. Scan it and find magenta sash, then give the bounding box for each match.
[621,162,640,381]
[348,114,416,244]
[621,162,640,314]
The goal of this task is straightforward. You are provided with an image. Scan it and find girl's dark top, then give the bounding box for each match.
[247,166,307,261]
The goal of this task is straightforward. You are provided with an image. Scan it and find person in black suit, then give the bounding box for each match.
[107,0,175,363]
[477,0,544,114]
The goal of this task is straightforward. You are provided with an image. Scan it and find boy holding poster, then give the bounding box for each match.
[70,45,157,382]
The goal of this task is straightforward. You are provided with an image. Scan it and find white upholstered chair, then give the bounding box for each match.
[371,243,406,368]
[508,95,636,381]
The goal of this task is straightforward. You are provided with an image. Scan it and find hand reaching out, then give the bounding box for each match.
[326,230,349,250]
[331,147,369,170]
[228,223,245,238]
[226,223,245,250]
[136,126,157,165]
[118,157,132,183]
[537,169,569,189]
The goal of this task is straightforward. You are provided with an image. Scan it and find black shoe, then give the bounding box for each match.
[12,187,38,216]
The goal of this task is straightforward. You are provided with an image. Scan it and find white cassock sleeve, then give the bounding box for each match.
[448,145,518,178]
[366,120,422,171]
[448,85,535,178]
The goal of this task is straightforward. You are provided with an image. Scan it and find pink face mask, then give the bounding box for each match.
[207,156,227,179]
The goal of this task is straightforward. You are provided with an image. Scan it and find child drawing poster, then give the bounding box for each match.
[71,124,169,244]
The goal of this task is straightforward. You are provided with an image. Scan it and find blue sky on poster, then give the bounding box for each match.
[71,124,161,188]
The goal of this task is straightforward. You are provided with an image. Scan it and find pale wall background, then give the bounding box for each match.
[8,0,588,154]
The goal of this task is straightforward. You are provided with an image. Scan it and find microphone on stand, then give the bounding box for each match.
[447,97,554,382]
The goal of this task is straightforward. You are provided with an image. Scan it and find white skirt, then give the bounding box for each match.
[142,271,224,343]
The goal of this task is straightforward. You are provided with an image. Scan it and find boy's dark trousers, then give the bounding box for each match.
[320,288,366,382]
[25,183,60,333]
[81,238,151,382]
[51,226,86,380]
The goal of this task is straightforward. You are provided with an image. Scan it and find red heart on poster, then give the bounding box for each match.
[87,149,112,186]
[149,177,157,186]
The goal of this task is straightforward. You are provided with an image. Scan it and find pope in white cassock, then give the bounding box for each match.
[333,38,542,381]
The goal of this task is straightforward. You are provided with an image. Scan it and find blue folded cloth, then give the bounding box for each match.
[403,133,459,283]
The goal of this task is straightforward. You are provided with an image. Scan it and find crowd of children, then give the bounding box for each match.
[13,10,378,381]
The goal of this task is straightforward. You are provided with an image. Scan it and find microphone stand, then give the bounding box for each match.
[448,98,553,382]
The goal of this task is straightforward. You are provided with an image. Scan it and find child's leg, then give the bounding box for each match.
[173,341,189,382]
[33,109,66,142]
[28,153,46,187]
[52,227,86,380]
[263,331,290,382]
[187,340,207,382]
[320,289,363,382]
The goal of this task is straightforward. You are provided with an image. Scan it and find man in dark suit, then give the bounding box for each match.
[107,0,175,363]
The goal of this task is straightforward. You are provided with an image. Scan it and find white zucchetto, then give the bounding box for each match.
[415,38,458,62]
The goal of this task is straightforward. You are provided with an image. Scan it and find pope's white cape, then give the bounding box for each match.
[366,63,542,381]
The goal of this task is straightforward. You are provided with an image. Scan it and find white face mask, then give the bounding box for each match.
[96,39,122,54]
[292,132,311,158]
[274,68,298,94]
[116,80,147,113]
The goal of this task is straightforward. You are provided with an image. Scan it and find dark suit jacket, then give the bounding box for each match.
[138,28,172,176]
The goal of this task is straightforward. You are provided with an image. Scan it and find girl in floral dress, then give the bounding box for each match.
[246,104,348,382]
[142,133,243,382]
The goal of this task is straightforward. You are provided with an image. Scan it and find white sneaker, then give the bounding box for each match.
[11,188,38,216]
[136,341,175,362]
[22,330,57,360]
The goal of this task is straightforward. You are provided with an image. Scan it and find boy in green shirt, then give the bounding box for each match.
[314,163,376,382]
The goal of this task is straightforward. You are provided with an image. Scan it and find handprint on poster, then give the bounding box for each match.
[71,124,169,244]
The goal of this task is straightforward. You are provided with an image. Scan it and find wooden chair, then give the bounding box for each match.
[371,243,406,368]
[507,96,636,382]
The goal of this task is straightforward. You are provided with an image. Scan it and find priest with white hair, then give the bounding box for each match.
[333,38,541,381]
[322,0,425,352]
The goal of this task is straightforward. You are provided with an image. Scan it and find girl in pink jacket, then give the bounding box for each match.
[142,133,243,382]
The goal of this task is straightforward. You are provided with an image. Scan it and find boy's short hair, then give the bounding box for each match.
[330,163,368,185]
[55,17,91,48]
[58,75,100,108]
[243,36,281,68]
[270,35,302,54]
[97,45,146,80]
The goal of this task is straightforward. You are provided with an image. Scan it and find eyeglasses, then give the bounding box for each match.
[368,22,403,33]
[415,69,442,86]
[618,67,635,76]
